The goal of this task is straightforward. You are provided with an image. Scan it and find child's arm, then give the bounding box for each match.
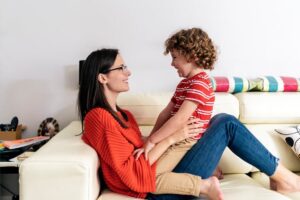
[149,101,174,136]
[135,100,199,160]
[134,101,174,159]
[149,99,198,144]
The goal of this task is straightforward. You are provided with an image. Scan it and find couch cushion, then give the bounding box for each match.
[246,124,300,172]
[235,92,300,124]
[98,174,290,200]
[118,92,239,125]
[213,93,239,118]
[220,174,291,200]
[219,148,253,174]
[117,92,172,125]
[98,190,144,200]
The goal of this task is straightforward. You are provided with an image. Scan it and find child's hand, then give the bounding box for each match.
[170,118,203,144]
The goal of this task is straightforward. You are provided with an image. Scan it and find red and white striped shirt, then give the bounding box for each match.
[171,71,215,139]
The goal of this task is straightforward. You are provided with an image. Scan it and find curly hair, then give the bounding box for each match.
[164,28,217,70]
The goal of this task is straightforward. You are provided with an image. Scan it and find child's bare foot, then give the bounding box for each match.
[269,178,277,191]
[271,163,300,194]
[201,176,224,200]
[273,176,300,194]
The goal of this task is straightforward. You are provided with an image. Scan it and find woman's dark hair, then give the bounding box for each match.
[77,49,128,129]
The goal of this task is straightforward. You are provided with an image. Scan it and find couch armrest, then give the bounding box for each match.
[19,121,100,200]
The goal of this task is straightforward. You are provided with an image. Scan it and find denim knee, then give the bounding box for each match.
[210,113,237,125]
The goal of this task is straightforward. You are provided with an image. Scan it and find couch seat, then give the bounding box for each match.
[98,174,291,200]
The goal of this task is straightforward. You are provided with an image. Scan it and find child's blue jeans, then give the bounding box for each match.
[147,113,278,200]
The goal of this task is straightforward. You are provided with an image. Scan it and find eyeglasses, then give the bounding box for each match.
[103,64,128,73]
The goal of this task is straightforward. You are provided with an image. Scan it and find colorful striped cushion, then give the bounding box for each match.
[254,76,300,92]
[210,77,256,93]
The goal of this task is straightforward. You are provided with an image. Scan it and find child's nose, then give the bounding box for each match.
[171,61,176,67]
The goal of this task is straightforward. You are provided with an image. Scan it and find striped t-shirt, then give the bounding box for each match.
[171,71,215,139]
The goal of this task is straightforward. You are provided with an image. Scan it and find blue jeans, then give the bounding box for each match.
[147,113,278,200]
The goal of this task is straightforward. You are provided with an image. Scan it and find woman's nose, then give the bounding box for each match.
[126,69,131,76]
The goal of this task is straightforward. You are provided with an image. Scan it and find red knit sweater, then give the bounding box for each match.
[82,108,156,198]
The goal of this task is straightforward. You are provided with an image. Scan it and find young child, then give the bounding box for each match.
[134,27,220,177]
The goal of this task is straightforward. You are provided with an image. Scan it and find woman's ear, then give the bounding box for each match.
[98,73,108,84]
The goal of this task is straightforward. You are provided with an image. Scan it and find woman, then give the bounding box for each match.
[78,49,300,200]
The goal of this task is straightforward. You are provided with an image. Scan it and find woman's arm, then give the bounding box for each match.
[147,118,202,165]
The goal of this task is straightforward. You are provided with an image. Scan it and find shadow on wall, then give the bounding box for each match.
[64,64,80,90]
[55,102,79,132]
[61,63,81,126]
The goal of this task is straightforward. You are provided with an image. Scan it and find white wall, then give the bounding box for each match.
[1,0,300,136]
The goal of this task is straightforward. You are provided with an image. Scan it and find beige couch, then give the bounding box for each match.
[19,92,300,200]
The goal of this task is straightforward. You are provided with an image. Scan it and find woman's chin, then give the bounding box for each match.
[122,86,130,92]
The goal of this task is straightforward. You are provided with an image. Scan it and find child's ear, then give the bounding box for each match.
[98,73,108,84]
[187,55,198,63]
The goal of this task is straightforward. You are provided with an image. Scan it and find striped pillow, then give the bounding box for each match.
[254,76,300,92]
[210,77,256,93]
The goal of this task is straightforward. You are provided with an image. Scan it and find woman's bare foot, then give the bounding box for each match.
[200,176,224,200]
[270,163,300,194]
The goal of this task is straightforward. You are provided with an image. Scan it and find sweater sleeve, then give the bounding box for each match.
[84,108,156,193]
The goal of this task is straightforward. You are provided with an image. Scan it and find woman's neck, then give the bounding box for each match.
[104,90,118,112]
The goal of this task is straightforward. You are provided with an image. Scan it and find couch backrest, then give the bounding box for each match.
[117,92,239,126]
[235,92,300,124]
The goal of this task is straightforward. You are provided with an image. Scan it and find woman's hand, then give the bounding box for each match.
[133,148,144,160]
[133,138,155,160]
[169,118,203,144]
